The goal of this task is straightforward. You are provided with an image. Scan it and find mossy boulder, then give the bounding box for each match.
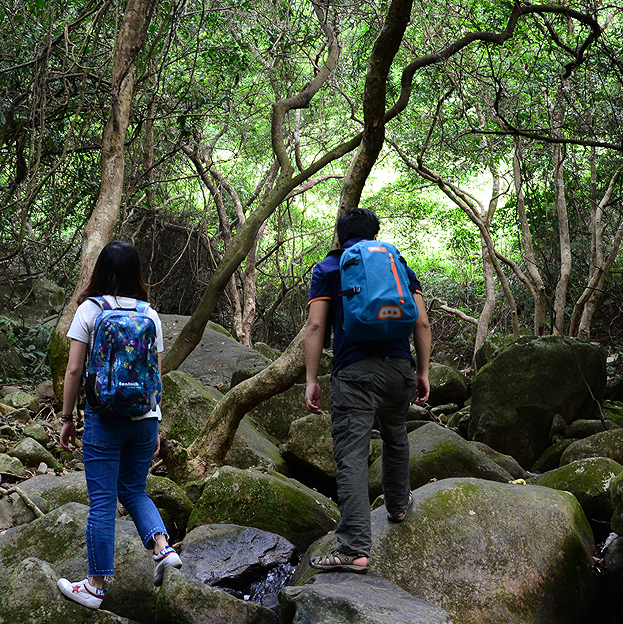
[298,478,597,624]
[531,439,576,473]
[0,454,26,480]
[8,438,60,470]
[247,375,331,443]
[23,422,49,446]
[187,466,339,551]
[283,413,335,481]
[0,557,137,624]
[2,391,39,415]
[368,423,512,500]
[468,440,528,480]
[0,503,157,623]
[468,336,607,469]
[145,475,193,538]
[156,567,277,624]
[529,457,622,522]
[603,401,623,427]
[608,471,623,535]
[223,415,289,475]
[564,419,618,439]
[428,362,468,407]
[560,429,623,466]
[160,370,223,446]
[473,334,517,371]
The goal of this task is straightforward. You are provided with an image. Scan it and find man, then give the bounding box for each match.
[305,208,431,574]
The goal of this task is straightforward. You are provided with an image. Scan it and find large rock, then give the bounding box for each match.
[0,557,137,624]
[608,471,623,535]
[178,523,296,587]
[187,466,339,551]
[145,475,194,539]
[531,438,576,473]
[155,567,278,624]
[428,363,468,407]
[2,390,39,414]
[248,376,331,443]
[0,277,64,329]
[160,370,223,446]
[468,441,528,480]
[468,336,607,468]
[160,315,271,389]
[224,416,289,475]
[0,503,157,623]
[299,478,597,624]
[282,413,335,481]
[280,572,453,624]
[560,429,623,466]
[368,423,513,499]
[529,457,622,523]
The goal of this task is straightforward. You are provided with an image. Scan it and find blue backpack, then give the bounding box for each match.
[84,297,161,416]
[340,240,418,341]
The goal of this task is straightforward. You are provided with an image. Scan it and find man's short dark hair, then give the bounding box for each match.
[336,208,380,245]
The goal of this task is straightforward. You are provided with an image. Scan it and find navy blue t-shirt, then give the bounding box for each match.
[308,238,423,374]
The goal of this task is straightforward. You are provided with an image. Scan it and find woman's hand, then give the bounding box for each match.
[60,420,76,451]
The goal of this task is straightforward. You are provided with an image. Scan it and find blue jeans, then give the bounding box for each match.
[83,414,167,578]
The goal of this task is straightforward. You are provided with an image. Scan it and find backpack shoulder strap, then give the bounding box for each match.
[135,300,150,314]
[88,296,112,311]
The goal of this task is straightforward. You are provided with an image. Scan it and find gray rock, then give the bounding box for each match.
[531,438,576,473]
[179,523,295,587]
[9,437,60,470]
[224,415,289,475]
[7,407,30,423]
[34,380,55,400]
[160,370,223,446]
[428,363,467,407]
[368,423,513,500]
[283,413,335,480]
[299,478,597,624]
[468,336,606,468]
[156,567,278,624]
[529,457,622,522]
[188,466,339,551]
[0,557,137,624]
[280,572,453,624]
[160,315,271,390]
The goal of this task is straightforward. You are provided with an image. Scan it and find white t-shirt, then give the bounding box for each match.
[67,295,164,419]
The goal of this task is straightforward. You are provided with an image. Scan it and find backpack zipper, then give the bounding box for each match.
[388,253,404,298]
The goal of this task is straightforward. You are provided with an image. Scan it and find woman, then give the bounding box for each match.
[57,241,182,610]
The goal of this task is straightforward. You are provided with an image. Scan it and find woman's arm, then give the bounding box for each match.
[59,339,88,451]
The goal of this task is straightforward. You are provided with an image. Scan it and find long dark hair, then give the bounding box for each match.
[78,241,149,304]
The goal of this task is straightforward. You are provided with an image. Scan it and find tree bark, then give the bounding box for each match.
[339,0,413,210]
[165,325,306,482]
[50,0,157,397]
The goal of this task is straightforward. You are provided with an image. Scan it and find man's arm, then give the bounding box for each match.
[305,299,330,414]
[412,293,431,405]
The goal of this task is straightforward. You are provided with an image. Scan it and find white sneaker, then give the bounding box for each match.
[153,546,182,586]
[57,578,105,609]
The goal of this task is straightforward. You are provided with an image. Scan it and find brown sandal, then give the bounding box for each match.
[309,551,368,574]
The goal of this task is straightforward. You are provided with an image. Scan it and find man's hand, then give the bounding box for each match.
[415,374,430,405]
[305,381,323,414]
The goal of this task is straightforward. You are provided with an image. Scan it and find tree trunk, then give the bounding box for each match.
[165,325,306,482]
[339,0,413,210]
[50,0,157,398]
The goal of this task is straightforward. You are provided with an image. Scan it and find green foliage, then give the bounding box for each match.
[0,316,52,384]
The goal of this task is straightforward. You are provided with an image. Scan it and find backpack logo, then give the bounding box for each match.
[340,240,418,341]
[85,298,161,416]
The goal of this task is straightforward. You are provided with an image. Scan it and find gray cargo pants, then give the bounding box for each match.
[330,356,416,557]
